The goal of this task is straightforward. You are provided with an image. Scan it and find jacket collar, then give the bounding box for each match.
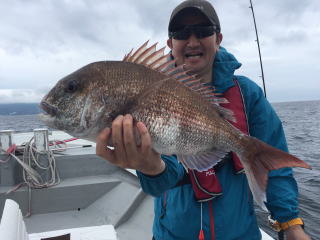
[212,46,241,93]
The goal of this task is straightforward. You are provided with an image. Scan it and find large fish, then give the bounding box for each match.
[40,41,311,208]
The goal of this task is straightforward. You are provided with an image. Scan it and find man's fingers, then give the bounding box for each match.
[111,115,127,161]
[136,121,152,154]
[96,127,116,163]
[96,127,111,155]
[123,114,138,155]
[96,127,110,143]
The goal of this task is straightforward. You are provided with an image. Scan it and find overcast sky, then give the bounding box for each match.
[0,0,319,103]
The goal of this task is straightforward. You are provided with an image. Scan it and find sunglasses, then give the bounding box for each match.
[169,24,219,40]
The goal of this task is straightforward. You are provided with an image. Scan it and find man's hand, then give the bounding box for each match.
[285,225,311,240]
[96,114,165,176]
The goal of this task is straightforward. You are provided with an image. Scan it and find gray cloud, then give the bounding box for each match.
[0,0,319,103]
[0,0,106,55]
[129,0,180,37]
[273,29,308,45]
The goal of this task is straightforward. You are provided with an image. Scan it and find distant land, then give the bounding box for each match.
[0,103,41,115]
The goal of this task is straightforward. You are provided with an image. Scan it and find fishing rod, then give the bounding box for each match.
[249,0,267,98]
[249,1,287,239]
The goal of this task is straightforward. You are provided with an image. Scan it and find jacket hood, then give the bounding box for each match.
[213,46,241,92]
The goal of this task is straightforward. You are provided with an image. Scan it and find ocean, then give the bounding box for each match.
[0,100,319,239]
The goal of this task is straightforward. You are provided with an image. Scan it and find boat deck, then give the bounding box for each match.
[0,130,273,239]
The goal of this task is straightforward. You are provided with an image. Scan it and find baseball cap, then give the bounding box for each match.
[168,0,220,33]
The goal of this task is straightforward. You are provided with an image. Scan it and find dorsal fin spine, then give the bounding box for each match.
[122,48,133,61]
[133,42,157,64]
[184,79,200,85]
[171,70,190,79]
[149,54,169,69]
[142,47,165,66]
[156,59,176,72]
[200,89,215,94]
[193,85,209,91]
[127,40,149,62]
[177,76,194,82]
[163,65,185,76]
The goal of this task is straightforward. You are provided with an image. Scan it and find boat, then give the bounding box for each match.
[0,129,274,239]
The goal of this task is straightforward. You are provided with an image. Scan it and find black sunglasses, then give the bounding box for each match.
[169,24,219,40]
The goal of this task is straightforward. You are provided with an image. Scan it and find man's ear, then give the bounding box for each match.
[216,33,223,45]
[167,38,173,49]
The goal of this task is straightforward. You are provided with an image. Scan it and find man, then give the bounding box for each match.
[96,0,310,239]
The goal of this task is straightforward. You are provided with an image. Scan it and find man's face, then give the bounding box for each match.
[167,11,222,75]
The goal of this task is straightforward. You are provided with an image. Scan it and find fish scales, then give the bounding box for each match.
[128,76,242,156]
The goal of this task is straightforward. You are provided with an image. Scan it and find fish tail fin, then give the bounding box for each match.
[240,136,311,208]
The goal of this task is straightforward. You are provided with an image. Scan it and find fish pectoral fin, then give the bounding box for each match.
[177,150,227,172]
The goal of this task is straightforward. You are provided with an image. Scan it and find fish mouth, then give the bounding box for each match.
[40,101,58,116]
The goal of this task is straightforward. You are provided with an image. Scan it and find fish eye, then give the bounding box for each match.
[65,80,78,93]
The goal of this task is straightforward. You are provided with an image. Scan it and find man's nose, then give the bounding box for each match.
[186,33,200,47]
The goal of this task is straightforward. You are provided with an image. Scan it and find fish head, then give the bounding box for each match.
[39,62,114,140]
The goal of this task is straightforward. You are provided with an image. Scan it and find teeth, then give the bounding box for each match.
[186,53,202,58]
[187,55,201,59]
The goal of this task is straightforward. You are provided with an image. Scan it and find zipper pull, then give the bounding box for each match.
[198,202,204,240]
[198,229,205,240]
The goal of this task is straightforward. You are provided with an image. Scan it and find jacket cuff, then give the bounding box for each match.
[136,155,185,196]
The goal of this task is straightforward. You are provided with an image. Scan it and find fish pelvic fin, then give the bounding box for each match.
[177,150,228,172]
[240,136,311,209]
[123,41,231,114]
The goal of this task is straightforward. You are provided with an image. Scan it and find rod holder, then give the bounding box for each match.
[33,128,49,152]
[0,130,18,186]
[0,130,14,153]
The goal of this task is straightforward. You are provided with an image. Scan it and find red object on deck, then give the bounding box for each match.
[6,144,16,154]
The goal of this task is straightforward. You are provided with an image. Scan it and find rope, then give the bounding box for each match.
[0,137,63,216]
[0,155,10,163]
[21,137,61,189]
[0,135,82,216]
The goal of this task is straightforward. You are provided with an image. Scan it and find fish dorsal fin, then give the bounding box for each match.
[123,41,235,122]
[123,40,169,70]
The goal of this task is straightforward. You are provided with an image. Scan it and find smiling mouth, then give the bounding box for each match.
[185,53,203,58]
[40,101,58,116]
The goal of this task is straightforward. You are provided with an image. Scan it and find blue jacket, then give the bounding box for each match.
[137,47,299,240]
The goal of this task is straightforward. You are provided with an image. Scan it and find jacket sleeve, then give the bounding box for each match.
[136,155,186,197]
[239,77,299,223]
